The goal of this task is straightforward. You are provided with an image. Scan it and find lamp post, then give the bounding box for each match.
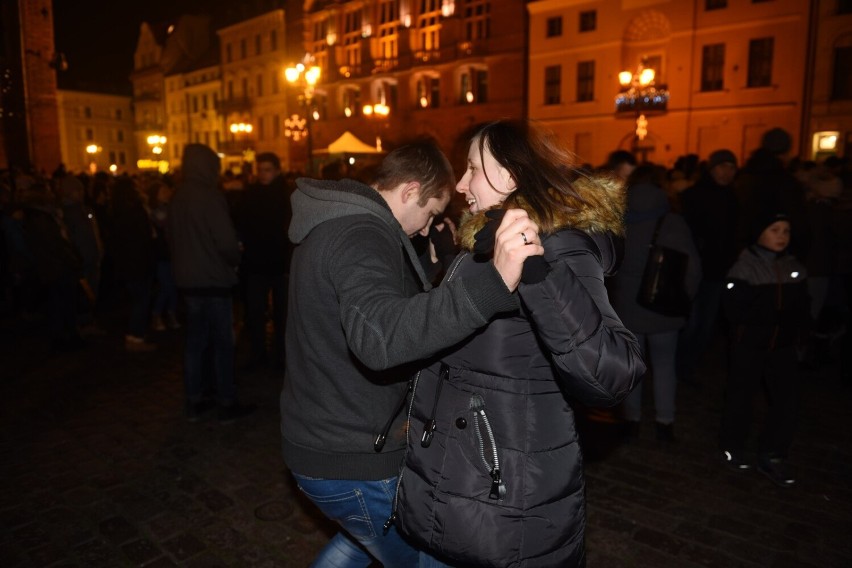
[615,61,669,162]
[285,54,321,175]
[362,102,390,152]
[85,144,100,174]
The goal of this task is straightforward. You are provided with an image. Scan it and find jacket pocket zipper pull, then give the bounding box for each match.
[382,512,397,535]
[489,468,506,500]
[421,419,436,447]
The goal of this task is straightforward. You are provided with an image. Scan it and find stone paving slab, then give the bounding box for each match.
[1,310,851,567]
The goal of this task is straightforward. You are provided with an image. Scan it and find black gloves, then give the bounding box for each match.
[429,221,458,262]
[473,208,550,285]
[473,209,506,255]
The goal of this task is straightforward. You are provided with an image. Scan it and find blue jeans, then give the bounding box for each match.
[125,277,152,338]
[183,295,236,406]
[153,261,178,315]
[623,330,679,424]
[292,474,419,568]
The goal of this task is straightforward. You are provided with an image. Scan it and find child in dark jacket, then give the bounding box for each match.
[719,212,810,486]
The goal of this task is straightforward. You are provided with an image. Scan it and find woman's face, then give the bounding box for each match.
[456,137,515,213]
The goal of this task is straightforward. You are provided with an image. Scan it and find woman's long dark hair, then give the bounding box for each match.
[472,120,587,233]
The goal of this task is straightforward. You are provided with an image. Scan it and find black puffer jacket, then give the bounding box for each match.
[397,179,646,568]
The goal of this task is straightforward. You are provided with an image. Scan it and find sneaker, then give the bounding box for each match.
[151,315,166,332]
[721,450,752,471]
[655,422,676,443]
[218,402,257,424]
[185,400,216,422]
[757,457,795,487]
[125,335,156,352]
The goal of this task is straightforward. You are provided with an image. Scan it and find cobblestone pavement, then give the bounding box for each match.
[1,308,851,567]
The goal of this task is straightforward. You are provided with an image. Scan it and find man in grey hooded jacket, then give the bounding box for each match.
[169,144,254,424]
[281,140,544,566]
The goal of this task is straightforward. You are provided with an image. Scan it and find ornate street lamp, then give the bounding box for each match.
[362,102,390,152]
[285,54,321,174]
[615,61,669,161]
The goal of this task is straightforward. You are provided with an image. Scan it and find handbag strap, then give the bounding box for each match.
[650,214,666,246]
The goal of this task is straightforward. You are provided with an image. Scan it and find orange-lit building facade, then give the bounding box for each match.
[804,0,852,160]
[217,10,291,173]
[527,0,810,168]
[55,90,135,174]
[164,63,223,170]
[299,0,527,172]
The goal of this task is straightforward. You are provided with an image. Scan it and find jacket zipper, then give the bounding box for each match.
[470,394,506,500]
[420,363,448,447]
[374,380,413,452]
[383,252,468,533]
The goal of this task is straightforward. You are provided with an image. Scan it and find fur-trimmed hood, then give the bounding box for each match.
[457,174,626,251]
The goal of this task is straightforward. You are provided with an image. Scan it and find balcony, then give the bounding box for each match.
[338,65,366,79]
[215,96,252,115]
[372,58,399,74]
[219,139,254,155]
[413,50,441,65]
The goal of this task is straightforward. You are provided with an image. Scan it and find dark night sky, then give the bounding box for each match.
[52,0,278,94]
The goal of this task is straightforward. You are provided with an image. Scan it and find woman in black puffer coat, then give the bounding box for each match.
[395,121,647,568]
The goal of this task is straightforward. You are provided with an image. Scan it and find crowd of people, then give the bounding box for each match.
[2,123,852,566]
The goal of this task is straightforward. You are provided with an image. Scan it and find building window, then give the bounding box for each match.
[117,130,124,142]
[109,151,116,164]
[546,16,562,38]
[240,39,247,59]
[86,128,94,141]
[459,68,487,104]
[272,71,279,95]
[273,115,280,137]
[576,60,595,102]
[202,94,208,109]
[115,108,122,120]
[84,107,92,118]
[271,30,278,50]
[701,43,725,91]
[227,80,234,99]
[342,87,361,117]
[418,1,441,51]
[832,46,852,100]
[119,151,126,165]
[257,74,264,97]
[416,76,440,109]
[242,77,248,97]
[747,37,774,88]
[579,10,596,32]
[464,0,491,41]
[204,132,210,146]
[226,43,232,63]
[192,96,198,113]
[255,34,261,55]
[544,65,561,105]
[705,0,727,9]
[258,116,265,140]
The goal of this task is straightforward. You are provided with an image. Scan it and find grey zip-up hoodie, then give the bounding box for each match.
[169,144,241,292]
[280,178,517,480]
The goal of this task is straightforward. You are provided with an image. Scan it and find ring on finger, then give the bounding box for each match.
[521,232,528,245]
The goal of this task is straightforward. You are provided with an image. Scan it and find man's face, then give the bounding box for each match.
[256,161,280,185]
[400,192,450,237]
[710,162,737,187]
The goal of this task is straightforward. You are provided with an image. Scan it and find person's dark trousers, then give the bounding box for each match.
[244,271,288,365]
[48,274,81,346]
[184,295,236,406]
[677,280,724,383]
[125,277,153,338]
[719,344,799,458]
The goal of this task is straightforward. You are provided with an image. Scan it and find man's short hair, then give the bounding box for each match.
[256,152,281,170]
[373,139,454,206]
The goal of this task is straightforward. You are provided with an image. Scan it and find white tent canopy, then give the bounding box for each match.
[316,131,382,154]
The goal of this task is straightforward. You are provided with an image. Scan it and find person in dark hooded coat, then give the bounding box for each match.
[397,120,646,568]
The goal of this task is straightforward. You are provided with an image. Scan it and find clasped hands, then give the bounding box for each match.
[474,209,549,291]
